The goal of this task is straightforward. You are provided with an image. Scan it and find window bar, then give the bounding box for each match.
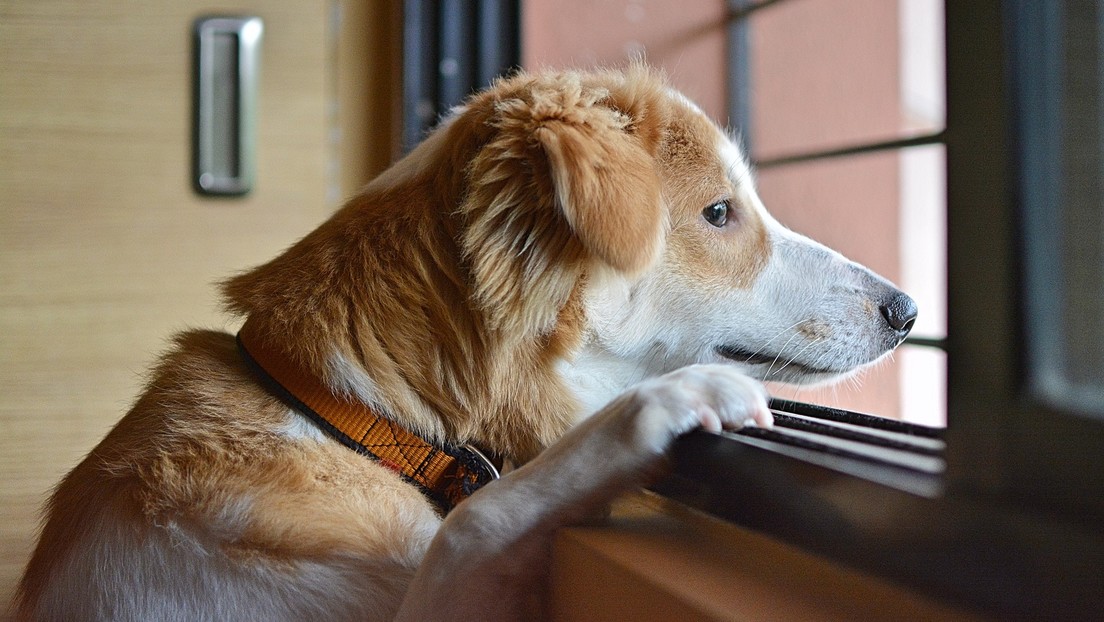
[727,0,754,152]
[402,0,439,152]
[769,397,943,438]
[754,130,947,169]
[476,0,520,87]
[402,0,520,153]
[736,398,947,484]
[904,336,946,349]
[438,0,475,111]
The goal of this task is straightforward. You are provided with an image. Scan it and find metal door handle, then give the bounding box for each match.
[193,16,262,196]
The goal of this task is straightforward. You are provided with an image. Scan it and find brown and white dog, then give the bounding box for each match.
[17,65,915,621]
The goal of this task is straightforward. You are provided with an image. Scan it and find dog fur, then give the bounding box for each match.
[17,65,914,621]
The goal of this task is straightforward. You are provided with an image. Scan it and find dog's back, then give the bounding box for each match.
[18,331,440,621]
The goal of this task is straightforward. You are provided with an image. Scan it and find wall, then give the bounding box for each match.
[0,0,398,606]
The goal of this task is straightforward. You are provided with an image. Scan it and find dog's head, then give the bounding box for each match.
[575,91,917,374]
[224,65,915,456]
[453,66,916,399]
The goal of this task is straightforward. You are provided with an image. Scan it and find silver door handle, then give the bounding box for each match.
[193,16,262,196]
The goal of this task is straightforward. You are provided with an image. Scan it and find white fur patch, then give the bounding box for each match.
[326,350,386,408]
[275,409,328,442]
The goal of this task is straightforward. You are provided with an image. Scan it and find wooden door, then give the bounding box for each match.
[0,0,396,605]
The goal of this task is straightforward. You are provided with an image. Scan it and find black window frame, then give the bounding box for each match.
[949,0,1104,522]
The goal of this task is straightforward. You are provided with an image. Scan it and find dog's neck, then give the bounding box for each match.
[221,121,592,465]
[236,317,500,513]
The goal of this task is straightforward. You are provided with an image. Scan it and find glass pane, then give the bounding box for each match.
[744,0,945,160]
[898,345,947,427]
[899,144,947,339]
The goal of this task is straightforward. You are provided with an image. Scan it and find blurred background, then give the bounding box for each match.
[0,0,947,607]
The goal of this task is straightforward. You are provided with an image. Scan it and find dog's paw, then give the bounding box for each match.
[618,364,772,455]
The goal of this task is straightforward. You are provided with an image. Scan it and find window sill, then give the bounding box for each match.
[646,428,1104,619]
[551,492,985,621]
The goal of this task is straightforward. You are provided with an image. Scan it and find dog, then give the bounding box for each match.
[17,65,916,621]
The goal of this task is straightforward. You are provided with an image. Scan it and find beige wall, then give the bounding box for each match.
[0,0,398,606]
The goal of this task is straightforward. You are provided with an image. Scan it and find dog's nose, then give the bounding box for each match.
[879,292,918,336]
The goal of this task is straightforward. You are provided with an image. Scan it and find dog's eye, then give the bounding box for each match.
[702,201,729,228]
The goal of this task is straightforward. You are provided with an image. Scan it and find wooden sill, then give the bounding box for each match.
[551,492,988,622]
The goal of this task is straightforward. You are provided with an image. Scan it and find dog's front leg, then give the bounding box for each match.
[394,364,771,621]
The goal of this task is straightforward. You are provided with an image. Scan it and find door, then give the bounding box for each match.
[0,0,387,604]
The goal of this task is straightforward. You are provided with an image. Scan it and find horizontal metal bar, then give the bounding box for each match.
[769,397,943,437]
[754,130,946,169]
[770,412,945,455]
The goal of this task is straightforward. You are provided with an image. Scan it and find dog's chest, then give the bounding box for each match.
[557,351,646,418]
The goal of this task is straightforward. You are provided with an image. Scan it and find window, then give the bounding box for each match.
[402,2,1104,615]
[1014,1,1104,419]
[729,0,947,426]
[664,1,1104,617]
[946,0,1104,523]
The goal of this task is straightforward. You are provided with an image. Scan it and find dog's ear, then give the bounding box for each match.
[533,98,664,275]
[460,72,666,337]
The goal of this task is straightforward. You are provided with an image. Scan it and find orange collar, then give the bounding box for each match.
[236,318,499,514]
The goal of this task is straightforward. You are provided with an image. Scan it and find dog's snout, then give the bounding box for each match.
[879,291,918,336]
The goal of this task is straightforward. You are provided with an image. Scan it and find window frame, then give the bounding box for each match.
[401,0,520,151]
[398,1,1104,615]
[946,0,1104,521]
[655,1,1104,618]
